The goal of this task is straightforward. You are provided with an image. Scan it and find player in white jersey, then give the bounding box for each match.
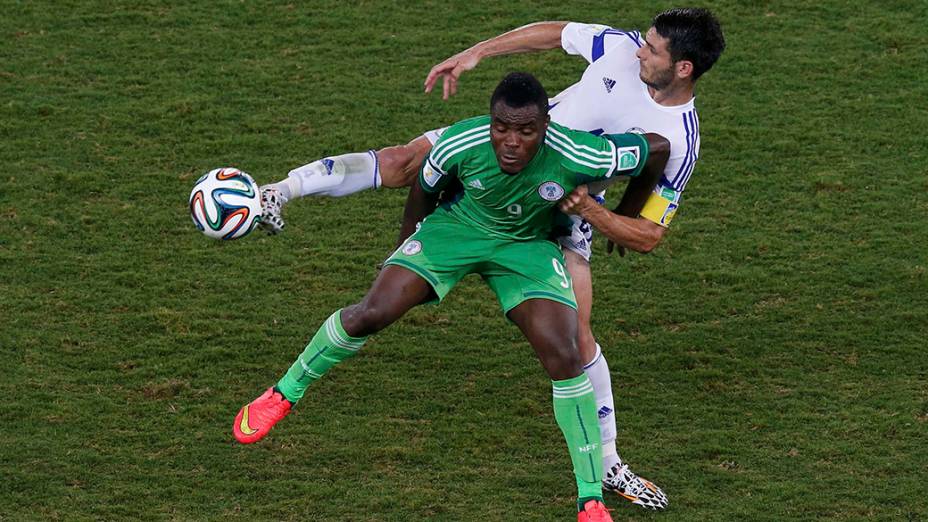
[259,8,725,512]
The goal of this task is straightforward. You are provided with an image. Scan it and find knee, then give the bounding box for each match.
[576,328,598,366]
[340,303,391,337]
[377,145,419,188]
[545,339,583,380]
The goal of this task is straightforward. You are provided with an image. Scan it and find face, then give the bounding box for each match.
[490,102,548,174]
[636,27,676,90]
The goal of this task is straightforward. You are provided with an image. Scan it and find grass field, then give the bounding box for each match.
[3,1,927,520]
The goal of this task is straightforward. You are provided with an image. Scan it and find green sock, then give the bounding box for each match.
[552,374,604,505]
[276,310,368,403]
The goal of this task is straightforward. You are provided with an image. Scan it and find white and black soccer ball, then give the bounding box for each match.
[189,167,262,240]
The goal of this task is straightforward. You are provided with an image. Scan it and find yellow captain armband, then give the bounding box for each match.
[640,188,680,227]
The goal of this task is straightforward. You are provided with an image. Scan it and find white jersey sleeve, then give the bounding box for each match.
[561,22,643,64]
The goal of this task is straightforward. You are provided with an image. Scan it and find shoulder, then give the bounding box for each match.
[545,122,615,173]
[661,108,701,191]
[429,115,491,170]
[563,23,643,63]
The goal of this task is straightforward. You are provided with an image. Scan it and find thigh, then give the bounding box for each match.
[341,264,437,336]
[383,211,488,303]
[508,297,581,380]
[484,239,577,316]
[564,249,598,363]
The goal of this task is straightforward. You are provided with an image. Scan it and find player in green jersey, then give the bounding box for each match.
[233,72,669,521]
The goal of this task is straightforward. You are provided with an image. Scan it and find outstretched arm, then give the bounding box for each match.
[424,21,569,99]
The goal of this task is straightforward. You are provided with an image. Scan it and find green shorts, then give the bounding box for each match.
[384,210,577,315]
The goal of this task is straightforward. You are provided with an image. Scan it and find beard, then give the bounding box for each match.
[640,66,674,90]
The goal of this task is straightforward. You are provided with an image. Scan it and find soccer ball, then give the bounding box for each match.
[189,167,262,240]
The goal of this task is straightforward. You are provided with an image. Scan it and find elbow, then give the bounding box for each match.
[644,133,671,162]
[631,228,664,254]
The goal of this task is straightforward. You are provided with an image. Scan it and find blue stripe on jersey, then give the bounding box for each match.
[670,110,698,190]
[591,29,642,61]
[678,113,700,190]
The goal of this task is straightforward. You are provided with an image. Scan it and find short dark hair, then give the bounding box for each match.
[489,72,549,116]
[652,8,726,81]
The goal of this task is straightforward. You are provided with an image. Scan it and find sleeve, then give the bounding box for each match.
[561,22,643,63]
[638,113,700,226]
[419,119,483,193]
[640,185,682,228]
[547,124,618,182]
[418,155,455,194]
[603,133,649,178]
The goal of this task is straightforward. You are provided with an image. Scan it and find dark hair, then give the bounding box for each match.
[489,72,549,116]
[652,8,726,80]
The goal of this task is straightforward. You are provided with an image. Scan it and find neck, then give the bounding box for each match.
[647,81,694,106]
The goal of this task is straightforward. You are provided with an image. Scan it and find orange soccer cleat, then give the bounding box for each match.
[233,387,292,444]
[577,499,613,522]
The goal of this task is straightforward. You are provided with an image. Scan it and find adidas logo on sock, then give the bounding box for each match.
[322,158,335,175]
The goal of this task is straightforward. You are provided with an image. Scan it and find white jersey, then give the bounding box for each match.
[551,22,700,227]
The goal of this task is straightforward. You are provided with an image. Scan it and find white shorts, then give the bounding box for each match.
[556,193,605,262]
[423,127,602,262]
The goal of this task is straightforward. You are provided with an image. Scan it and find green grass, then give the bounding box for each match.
[2,1,927,520]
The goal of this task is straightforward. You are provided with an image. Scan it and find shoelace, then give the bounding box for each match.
[609,465,647,496]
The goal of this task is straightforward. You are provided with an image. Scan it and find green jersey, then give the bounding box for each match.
[420,115,649,241]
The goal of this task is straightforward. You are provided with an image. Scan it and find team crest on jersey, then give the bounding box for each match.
[538,181,565,201]
[402,240,422,255]
[602,77,616,93]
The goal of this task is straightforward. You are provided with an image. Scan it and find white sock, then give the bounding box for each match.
[583,343,623,474]
[264,177,299,203]
[283,150,380,199]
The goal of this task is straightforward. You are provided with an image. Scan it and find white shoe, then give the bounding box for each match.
[602,463,668,510]
[258,187,285,234]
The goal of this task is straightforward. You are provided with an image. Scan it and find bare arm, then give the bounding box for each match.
[560,187,667,253]
[558,133,671,254]
[395,179,439,248]
[424,21,569,99]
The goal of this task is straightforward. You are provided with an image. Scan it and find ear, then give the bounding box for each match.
[675,60,695,81]
[539,113,550,131]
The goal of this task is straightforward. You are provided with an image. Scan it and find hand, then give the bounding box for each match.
[558,185,596,215]
[424,49,481,100]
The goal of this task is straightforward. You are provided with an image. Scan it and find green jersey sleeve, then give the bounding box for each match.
[545,122,649,185]
[603,132,649,178]
[420,115,492,194]
[545,122,618,183]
